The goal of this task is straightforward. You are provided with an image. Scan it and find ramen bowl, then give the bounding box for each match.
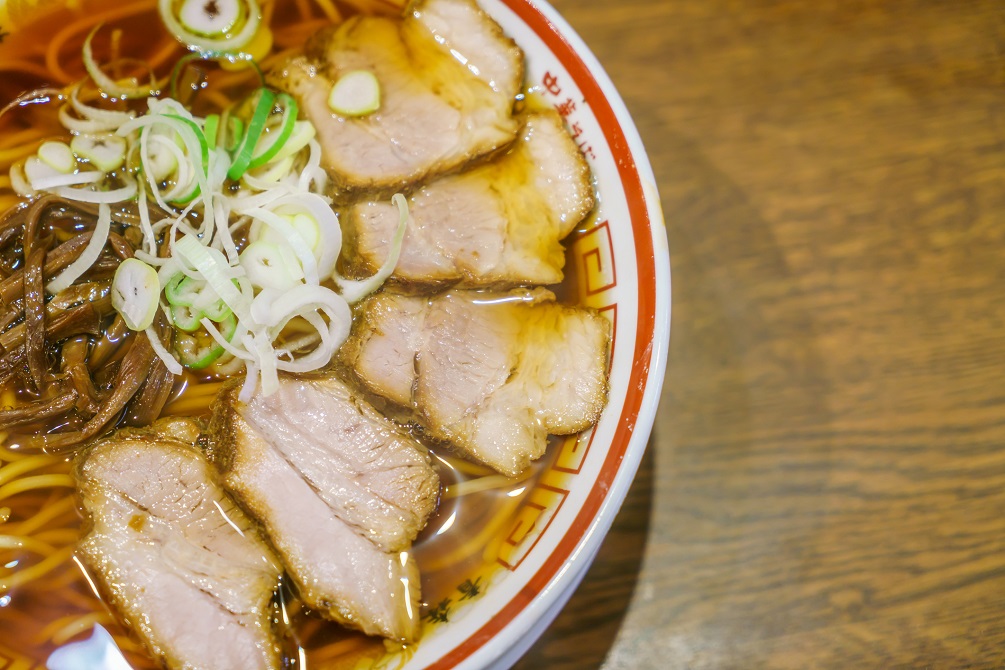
[0,0,668,666]
[388,1,670,668]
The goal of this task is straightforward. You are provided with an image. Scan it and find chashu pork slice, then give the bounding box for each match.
[341,112,595,288]
[209,374,436,642]
[341,289,611,477]
[76,417,282,670]
[216,373,438,551]
[268,0,523,195]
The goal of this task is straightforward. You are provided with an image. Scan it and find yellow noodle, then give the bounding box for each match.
[110,29,124,62]
[45,562,86,590]
[0,544,75,591]
[51,611,114,645]
[164,385,226,410]
[183,380,227,397]
[442,472,531,499]
[422,495,522,573]
[340,0,404,15]
[274,19,331,48]
[0,534,57,554]
[314,0,343,22]
[310,635,369,662]
[0,196,23,211]
[10,496,76,536]
[439,455,495,478]
[146,35,183,72]
[0,127,52,149]
[32,528,79,546]
[262,0,277,24]
[60,584,106,611]
[46,0,158,84]
[161,396,216,416]
[0,59,56,80]
[0,445,24,465]
[0,140,51,164]
[34,610,110,646]
[296,0,314,19]
[112,631,144,650]
[0,454,64,486]
[209,47,299,90]
[35,612,91,645]
[198,88,238,113]
[0,475,75,502]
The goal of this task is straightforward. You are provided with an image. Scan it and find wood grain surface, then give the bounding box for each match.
[515,0,1005,668]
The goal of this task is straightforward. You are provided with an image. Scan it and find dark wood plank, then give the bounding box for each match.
[517,0,1005,667]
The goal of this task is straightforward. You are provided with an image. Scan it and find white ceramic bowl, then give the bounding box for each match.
[394,1,670,668]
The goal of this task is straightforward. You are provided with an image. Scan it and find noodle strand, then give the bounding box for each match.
[10,495,76,536]
[0,544,75,591]
[46,0,158,84]
[0,454,63,486]
[0,475,75,502]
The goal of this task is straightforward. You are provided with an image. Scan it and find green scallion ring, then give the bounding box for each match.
[248,93,298,170]
[226,88,275,181]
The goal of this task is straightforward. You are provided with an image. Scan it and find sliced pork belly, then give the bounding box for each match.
[341,112,595,287]
[76,418,282,670]
[268,0,523,195]
[209,374,436,642]
[341,289,611,476]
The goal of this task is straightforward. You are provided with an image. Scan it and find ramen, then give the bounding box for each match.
[0,0,606,667]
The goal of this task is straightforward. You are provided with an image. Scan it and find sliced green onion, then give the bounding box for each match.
[123,111,213,223]
[203,114,220,148]
[227,88,275,180]
[335,193,409,303]
[37,142,76,174]
[223,115,245,151]
[83,26,159,99]
[327,70,381,117]
[68,83,135,128]
[251,211,320,252]
[248,92,297,169]
[272,120,315,163]
[170,304,204,332]
[243,206,318,285]
[174,235,251,322]
[249,284,352,373]
[145,132,182,182]
[175,312,238,369]
[47,203,112,294]
[241,240,303,291]
[25,158,103,190]
[71,133,128,173]
[111,258,161,331]
[166,272,233,325]
[53,180,137,204]
[9,163,33,197]
[202,297,233,322]
[145,326,184,375]
[165,273,196,307]
[242,154,295,187]
[159,0,262,53]
[165,114,210,166]
[180,0,240,37]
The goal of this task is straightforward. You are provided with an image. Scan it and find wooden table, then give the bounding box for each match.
[516,1,1005,667]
